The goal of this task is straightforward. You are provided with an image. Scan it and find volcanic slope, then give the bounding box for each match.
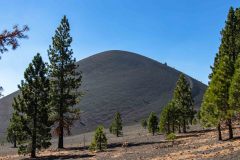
[0,50,207,137]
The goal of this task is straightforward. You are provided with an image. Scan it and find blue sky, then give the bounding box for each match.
[0,0,238,96]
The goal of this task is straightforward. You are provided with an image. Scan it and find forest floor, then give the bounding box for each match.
[0,124,240,160]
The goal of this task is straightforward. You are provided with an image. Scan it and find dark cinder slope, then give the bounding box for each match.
[0,50,207,137]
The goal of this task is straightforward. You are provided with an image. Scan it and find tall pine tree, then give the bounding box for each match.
[48,15,82,148]
[229,55,240,118]
[8,53,51,158]
[201,7,240,140]
[201,55,233,140]
[173,74,194,133]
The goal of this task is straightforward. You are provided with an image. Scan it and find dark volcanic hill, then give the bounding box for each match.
[0,50,207,137]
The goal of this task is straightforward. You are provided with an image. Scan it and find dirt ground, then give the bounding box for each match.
[0,124,240,160]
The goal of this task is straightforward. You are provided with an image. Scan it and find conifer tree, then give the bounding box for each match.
[201,55,233,140]
[0,25,29,55]
[48,15,82,148]
[173,74,194,133]
[229,55,240,116]
[7,53,51,158]
[7,97,23,148]
[147,112,158,135]
[90,125,107,151]
[141,119,147,129]
[201,7,240,140]
[109,112,123,137]
[200,83,223,140]
[159,101,178,134]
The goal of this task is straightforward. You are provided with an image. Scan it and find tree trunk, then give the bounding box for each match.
[167,122,170,134]
[172,121,175,133]
[58,60,64,149]
[58,118,64,148]
[178,123,181,133]
[99,137,102,151]
[13,135,16,148]
[167,116,170,134]
[31,111,37,158]
[183,119,186,133]
[58,104,64,148]
[217,123,222,141]
[227,119,233,139]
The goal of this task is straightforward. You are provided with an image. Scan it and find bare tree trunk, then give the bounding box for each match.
[178,123,181,133]
[172,121,175,133]
[217,123,222,141]
[31,107,37,158]
[58,116,64,148]
[13,135,17,148]
[183,119,186,133]
[227,119,233,139]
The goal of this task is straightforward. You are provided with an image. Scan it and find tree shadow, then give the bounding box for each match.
[63,146,89,151]
[108,141,169,149]
[22,154,94,160]
[176,134,200,139]
[187,128,215,134]
[222,136,240,141]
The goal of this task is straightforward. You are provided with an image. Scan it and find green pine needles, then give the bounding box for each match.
[90,125,107,151]
[159,74,195,134]
[147,112,158,136]
[109,112,123,137]
[7,15,82,158]
[48,15,82,148]
[200,7,240,140]
[7,53,51,158]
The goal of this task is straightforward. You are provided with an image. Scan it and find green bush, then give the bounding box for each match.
[166,133,176,146]
[89,125,107,151]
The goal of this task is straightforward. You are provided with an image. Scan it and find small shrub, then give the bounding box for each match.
[166,133,176,146]
[89,125,107,151]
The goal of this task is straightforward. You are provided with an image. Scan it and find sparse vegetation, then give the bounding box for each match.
[1,4,240,160]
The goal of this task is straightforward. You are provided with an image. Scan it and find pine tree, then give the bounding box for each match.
[7,97,23,148]
[109,112,123,137]
[48,15,82,148]
[229,55,240,117]
[200,7,240,140]
[159,101,178,134]
[90,125,107,151]
[147,112,158,136]
[201,55,233,140]
[173,74,194,133]
[0,25,29,55]
[141,119,147,129]
[0,25,28,97]
[200,83,222,140]
[7,53,51,158]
